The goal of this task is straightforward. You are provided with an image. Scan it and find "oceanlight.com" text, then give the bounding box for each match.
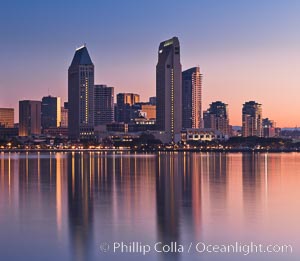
[99,241,293,256]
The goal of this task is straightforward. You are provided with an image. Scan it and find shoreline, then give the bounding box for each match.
[0,148,299,153]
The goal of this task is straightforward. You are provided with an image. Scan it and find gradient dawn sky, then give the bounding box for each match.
[0,0,300,127]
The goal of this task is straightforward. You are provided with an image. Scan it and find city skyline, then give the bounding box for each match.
[1,2,300,261]
[1,1,300,127]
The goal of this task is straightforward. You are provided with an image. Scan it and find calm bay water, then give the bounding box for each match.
[0,152,299,261]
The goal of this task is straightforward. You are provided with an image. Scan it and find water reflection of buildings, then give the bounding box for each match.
[155,153,206,261]
[156,153,182,261]
[67,152,94,261]
[18,152,56,224]
[181,152,203,240]
[242,153,265,225]
[0,152,19,212]
[207,152,228,220]
[1,152,300,261]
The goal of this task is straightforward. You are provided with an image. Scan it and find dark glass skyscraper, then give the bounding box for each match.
[182,66,202,129]
[68,45,94,140]
[19,100,41,136]
[156,37,182,143]
[41,96,61,129]
[94,85,114,126]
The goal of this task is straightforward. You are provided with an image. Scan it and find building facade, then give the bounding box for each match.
[242,101,262,137]
[156,36,182,143]
[181,128,227,142]
[41,96,61,129]
[131,103,156,120]
[262,118,276,137]
[0,108,14,128]
[19,100,41,136]
[116,93,140,123]
[94,84,114,126]
[61,105,68,128]
[68,45,94,140]
[203,101,230,136]
[182,66,202,129]
[140,104,156,119]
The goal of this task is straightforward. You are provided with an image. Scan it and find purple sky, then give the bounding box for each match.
[1,0,300,126]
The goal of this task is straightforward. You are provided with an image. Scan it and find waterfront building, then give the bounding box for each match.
[116,93,140,123]
[156,36,182,143]
[68,45,94,140]
[41,96,61,129]
[262,118,276,137]
[182,66,202,129]
[242,101,262,137]
[203,101,230,136]
[181,128,227,142]
[94,84,114,125]
[0,108,14,128]
[19,100,41,136]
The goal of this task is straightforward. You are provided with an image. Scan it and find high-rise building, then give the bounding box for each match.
[0,108,14,128]
[19,100,41,136]
[116,93,140,123]
[94,84,114,125]
[182,66,202,129]
[41,96,61,129]
[156,36,182,143]
[242,101,262,137]
[262,118,276,137]
[203,101,230,136]
[68,45,94,140]
[61,105,68,128]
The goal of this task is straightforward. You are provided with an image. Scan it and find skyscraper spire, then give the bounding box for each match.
[71,45,93,66]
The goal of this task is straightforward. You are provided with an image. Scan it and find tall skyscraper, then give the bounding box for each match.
[182,66,202,129]
[94,84,114,125]
[116,93,140,123]
[19,100,41,136]
[156,36,182,143]
[242,101,262,137]
[203,101,230,136]
[68,45,94,140]
[41,96,61,129]
[0,108,14,128]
